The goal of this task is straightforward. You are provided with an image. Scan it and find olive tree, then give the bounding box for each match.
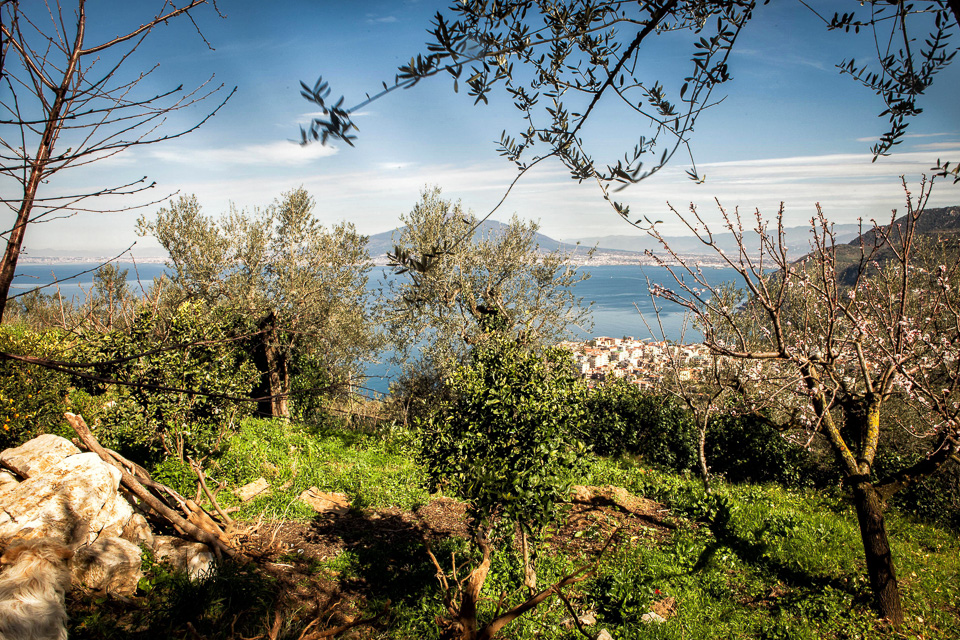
[643,178,960,624]
[384,186,592,410]
[138,188,378,417]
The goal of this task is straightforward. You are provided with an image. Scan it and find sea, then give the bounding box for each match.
[10,262,743,395]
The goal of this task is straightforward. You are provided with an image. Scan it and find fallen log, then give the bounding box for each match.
[65,412,235,558]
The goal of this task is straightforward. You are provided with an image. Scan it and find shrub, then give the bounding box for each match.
[705,411,809,486]
[582,380,698,471]
[78,301,258,464]
[0,325,75,449]
[418,337,588,532]
[582,381,813,485]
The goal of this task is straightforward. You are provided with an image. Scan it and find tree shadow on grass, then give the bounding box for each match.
[692,503,867,601]
[305,503,472,608]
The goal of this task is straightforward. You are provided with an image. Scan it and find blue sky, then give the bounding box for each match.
[8,0,960,256]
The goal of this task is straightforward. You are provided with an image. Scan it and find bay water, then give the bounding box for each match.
[11,262,742,395]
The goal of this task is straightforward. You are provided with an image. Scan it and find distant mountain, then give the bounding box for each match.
[367,219,634,260]
[365,219,874,266]
[578,223,864,256]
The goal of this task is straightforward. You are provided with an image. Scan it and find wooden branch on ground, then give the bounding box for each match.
[188,455,234,524]
[65,412,235,557]
[299,601,390,640]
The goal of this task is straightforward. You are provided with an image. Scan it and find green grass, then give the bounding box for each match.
[117,421,959,639]
[573,458,960,640]
[211,417,429,519]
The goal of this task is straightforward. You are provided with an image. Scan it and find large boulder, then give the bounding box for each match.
[1,434,214,594]
[0,451,123,544]
[0,469,18,495]
[0,434,80,477]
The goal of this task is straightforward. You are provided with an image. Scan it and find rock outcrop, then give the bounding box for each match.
[0,434,214,597]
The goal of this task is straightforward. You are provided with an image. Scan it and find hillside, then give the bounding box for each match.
[831,205,960,285]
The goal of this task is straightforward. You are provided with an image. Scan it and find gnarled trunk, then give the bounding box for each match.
[252,312,290,418]
[851,479,903,625]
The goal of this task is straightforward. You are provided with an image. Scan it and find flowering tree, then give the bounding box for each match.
[644,178,960,624]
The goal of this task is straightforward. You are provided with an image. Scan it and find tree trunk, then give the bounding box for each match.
[253,311,290,418]
[697,416,711,492]
[851,480,904,625]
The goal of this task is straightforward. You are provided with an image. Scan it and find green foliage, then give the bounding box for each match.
[138,188,380,409]
[0,325,75,449]
[418,337,588,531]
[79,301,258,463]
[384,186,593,398]
[583,379,698,470]
[705,412,809,486]
[582,381,810,484]
[578,457,960,640]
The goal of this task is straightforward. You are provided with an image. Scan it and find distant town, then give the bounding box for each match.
[559,336,713,389]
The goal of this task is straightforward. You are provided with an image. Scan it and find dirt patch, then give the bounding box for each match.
[549,499,674,558]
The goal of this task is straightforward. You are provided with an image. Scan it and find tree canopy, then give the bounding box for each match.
[383,187,593,384]
[139,188,379,416]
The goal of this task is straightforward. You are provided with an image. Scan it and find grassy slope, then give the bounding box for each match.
[71,419,960,640]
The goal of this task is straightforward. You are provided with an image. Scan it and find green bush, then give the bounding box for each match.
[418,337,588,531]
[582,381,816,486]
[0,325,75,449]
[705,412,809,486]
[78,301,258,464]
[583,380,698,470]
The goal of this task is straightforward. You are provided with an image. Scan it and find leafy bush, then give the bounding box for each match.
[0,325,75,449]
[78,301,258,464]
[582,380,698,470]
[418,337,588,531]
[582,381,815,486]
[705,412,809,486]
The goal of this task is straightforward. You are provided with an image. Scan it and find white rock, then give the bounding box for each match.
[0,434,80,478]
[0,451,123,543]
[88,489,136,543]
[0,469,18,495]
[235,477,270,502]
[298,487,350,515]
[151,535,215,581]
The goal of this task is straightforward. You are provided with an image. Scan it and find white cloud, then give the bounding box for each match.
[365,13,398,24]
[910,142,960,152]
[855,132,955,142]
[149,141,338,167]
[26,148,960,253]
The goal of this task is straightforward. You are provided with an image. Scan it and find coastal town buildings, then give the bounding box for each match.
[558,337,713,389]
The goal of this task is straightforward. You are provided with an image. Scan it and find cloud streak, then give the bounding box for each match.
[149,141,339,167]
